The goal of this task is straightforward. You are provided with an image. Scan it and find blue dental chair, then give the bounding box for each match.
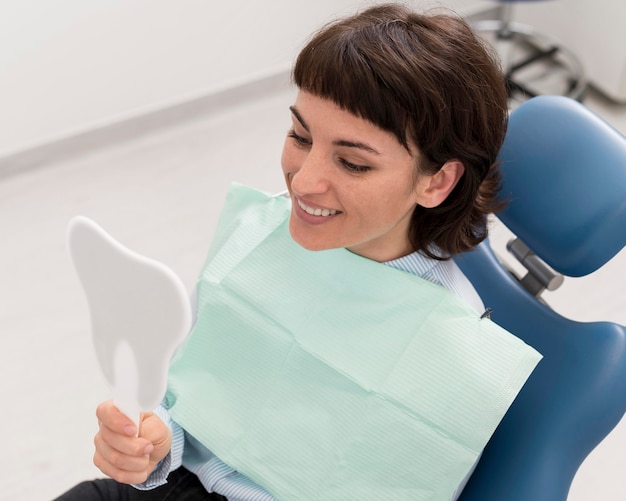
[454,95,626,500]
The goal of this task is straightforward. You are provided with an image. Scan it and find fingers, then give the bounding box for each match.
[93,434,152,484]
[93,401,156,484]
[98,418,154,457]
[96,400,137,437]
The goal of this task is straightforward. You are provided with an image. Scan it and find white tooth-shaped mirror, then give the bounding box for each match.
[67,216,192,428]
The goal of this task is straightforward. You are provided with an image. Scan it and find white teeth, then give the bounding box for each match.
[297,199,337,217]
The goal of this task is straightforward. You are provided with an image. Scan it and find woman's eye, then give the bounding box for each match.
[287,130,311,147]
[340,158,371,173]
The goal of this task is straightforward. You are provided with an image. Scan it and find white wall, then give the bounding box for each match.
[0,0,479,160]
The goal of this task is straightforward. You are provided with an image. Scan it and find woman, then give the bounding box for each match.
[56,4,540,500]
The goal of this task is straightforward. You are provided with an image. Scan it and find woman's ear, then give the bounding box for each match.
[414,160,465,208]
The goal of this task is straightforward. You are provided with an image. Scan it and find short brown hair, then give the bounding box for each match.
[293,3,508,258]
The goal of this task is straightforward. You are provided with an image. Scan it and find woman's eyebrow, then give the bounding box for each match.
[333,139,380,155]
[289,105,380,155]
[289,106,309,131]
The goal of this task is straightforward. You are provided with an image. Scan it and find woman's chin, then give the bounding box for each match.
[288,223,336,252]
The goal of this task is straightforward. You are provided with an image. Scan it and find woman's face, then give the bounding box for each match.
[281,91,433,262]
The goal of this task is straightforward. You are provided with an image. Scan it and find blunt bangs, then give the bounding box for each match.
[293,24,414,151]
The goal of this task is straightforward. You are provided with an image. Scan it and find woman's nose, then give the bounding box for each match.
[290,149,330,194]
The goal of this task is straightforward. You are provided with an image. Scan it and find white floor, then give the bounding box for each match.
[1,80,625,501]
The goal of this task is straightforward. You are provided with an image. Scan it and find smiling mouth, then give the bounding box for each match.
[297,198,340,217]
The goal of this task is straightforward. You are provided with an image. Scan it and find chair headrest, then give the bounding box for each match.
[496,96,626,277]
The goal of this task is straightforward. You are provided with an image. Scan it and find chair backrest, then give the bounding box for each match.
[454,95,626,501]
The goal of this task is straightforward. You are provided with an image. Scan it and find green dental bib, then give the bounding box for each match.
[165,184,542,500]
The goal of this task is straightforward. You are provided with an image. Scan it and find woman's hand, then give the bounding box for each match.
[93,400,172,485]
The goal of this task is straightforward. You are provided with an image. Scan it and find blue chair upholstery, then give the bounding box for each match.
[454,95,626,500]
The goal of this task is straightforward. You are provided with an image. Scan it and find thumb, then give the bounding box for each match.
[138,412,172,464]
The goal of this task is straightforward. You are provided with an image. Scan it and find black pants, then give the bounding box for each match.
[53,467,228,501]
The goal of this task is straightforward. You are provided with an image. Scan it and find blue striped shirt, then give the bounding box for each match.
[138,251,484,500]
